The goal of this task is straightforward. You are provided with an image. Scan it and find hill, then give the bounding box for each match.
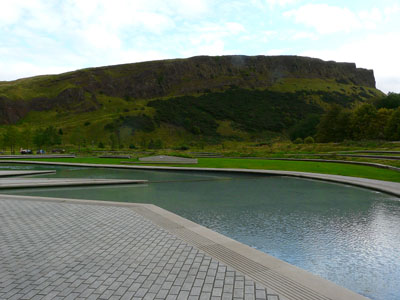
[0,55,384,148]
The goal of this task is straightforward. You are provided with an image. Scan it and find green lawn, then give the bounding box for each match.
[2,157,400,182]
[192,158,400,182]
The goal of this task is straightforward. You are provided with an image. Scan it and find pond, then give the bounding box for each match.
[1,164,399,300]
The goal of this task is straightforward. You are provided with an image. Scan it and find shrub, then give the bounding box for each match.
[293,138,303,144]
[148,139,163,149]
[304,136,315,144]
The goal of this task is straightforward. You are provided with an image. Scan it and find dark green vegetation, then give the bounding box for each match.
[4,157,400,182]
[0,55,388,153]
[149,89,325,135]
[313,93,400,142]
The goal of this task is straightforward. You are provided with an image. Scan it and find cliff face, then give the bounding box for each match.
[0,55,377,125]
[65,55,376,99]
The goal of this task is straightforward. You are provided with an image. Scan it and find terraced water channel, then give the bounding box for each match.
[1,163,399,300]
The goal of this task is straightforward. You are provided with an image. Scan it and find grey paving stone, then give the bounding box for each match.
[0,199,271,300]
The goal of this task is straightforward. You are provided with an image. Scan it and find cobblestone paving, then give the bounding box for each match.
[0,199,279,300]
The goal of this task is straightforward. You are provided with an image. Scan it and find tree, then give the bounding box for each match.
[70,127,84,151]
[33,128,45,149]
[376,108,393,139]
[110,134,117,150]
[316,105,352,142]
[44,126,61,146]
[33,126,61,149]
[385,108,400,140]
[374,93,400,109]
[351,104,378,140]
[289,114,320,141]
[2,127,19,154]
[20,128,33,149]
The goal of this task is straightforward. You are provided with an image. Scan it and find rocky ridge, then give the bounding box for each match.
[0,55,377,125]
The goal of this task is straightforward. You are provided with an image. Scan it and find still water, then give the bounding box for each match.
[1,164,400,300]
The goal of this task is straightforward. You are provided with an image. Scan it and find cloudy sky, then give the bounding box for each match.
[1,0,399,93]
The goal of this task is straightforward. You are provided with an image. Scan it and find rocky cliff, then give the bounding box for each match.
[0,55,378,125]
[52,55,376,99]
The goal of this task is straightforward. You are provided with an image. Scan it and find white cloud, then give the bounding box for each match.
[384,3,400,20]
[184,21,246,56]
[0,59,78,82]
[260,30,278,42]
[284,4,392,34]
[284,4,363,34]
[248,0,299,11]
[291,31,318,40]
[265,0,299,7]
[167,0,211,18]
[301,32,400,93]
[108,49,168,65]
[186,40,226,57]
[357,8,383,30]
[0,1,24,26]
[265,49,290,55]
[225,22,246,35]
[78,26,122,50]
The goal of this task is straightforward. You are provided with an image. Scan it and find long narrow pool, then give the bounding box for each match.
[1,164,399,300]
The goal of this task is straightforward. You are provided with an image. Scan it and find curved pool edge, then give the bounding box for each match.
[1,160,400,198]
[0,193,370,300]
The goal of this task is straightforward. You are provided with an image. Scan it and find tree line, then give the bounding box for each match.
[291,93,400,142]
[1,126,62,154]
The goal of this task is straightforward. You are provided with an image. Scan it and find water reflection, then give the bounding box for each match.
[1,164,400,300]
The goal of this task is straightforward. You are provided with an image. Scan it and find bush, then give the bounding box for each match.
[374,93,400,109]
[304,136,315,144]
[148,139,163,149]
[289,114,320,140]
[293,138,303,144]
[98,142,105,148]
[129,144,136,149]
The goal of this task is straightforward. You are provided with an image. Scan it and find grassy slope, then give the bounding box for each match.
[0,74,77,100]
[0,72,384,147]
[4,157,400,182]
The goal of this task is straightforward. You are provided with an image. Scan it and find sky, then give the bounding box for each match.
[0,0,399,93]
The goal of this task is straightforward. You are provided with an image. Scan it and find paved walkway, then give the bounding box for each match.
[0,197,276,300]
[0,155,75,159]
[0,171,56,178]
[0,178,146,190]
[0,194,369,300]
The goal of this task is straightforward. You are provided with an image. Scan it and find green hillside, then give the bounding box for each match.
[0,55,385,150]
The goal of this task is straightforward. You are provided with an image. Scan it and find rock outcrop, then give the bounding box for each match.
[0,55,377,125]
[67,55,376,99]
